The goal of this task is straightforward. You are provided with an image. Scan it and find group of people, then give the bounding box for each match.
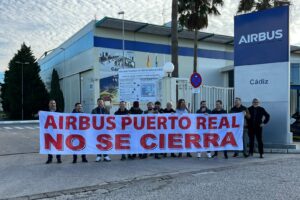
[45,97,270,164]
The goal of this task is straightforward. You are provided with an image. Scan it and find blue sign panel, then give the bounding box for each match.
[234,6,289,66]
[190,72,202,88]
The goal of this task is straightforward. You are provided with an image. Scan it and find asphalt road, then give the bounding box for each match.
[0,123,300,200]
[39,155,300,200]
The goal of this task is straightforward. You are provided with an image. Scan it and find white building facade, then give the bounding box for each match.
[38,17,300,119]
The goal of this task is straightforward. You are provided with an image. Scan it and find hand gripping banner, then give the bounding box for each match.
[39,111,244,154]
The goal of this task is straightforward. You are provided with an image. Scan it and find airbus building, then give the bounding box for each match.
[38,13,300,147]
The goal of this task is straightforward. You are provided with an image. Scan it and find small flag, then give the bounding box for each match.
[146,55,151,68]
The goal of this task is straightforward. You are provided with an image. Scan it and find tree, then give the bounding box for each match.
[237,0,291,13]
[178,0,224,72]
[171,0,179,77]
[49,69,64,112]
[0,43,49,119]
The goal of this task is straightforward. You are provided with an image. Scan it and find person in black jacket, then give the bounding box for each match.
[45,99,62,164]
[144,102,160,159]
[115,101,131,161]
[72,103,88,163]
[129,101,143,159]
[163,102,176,114]
[211,100,228,159]
[154,101,164,113]
[247,98,270,158]
[230,97,251,158]
[92,98,111,162]
[163,102,176,158]
[196,100,212,159]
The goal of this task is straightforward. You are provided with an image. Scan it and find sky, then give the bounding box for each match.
[0,0,300,79]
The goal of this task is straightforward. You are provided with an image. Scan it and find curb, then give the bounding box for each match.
[0,120,39,125]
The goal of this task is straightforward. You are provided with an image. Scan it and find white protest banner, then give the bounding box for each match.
[39,111,244,154]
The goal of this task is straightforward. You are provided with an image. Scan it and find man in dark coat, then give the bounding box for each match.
[114,101,131,161]
[92,98,111,162]
[230,97,251,158]
[72,102,88,163]
[45,99,62,164]
[196,100,212,158]
[129,101,143,159]
[247,98,270,158]
[211,100,228,159]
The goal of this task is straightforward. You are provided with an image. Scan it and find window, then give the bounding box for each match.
[291,63,300,85]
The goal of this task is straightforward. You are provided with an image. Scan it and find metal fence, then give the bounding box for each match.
[175,78,235,112]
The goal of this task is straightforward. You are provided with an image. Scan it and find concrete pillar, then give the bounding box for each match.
[161,77,176,109]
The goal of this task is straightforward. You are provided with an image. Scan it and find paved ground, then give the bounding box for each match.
[0,123,39,155]
[0,123,300,200]
[40,155,300,200]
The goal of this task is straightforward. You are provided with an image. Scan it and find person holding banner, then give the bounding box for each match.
[144,102,161,159]
[45,99,62,164]
[211,100,228,159]
[154,101,164,113]
[128,101,144,159]
[115,101,131,161]
[163,102,176,114]
[247,98,270,158]
[196,100,212,159]
[230,97,250,158]
[163,102,176,158]
[92,98,111,162]
[72,103,88,163]
[176,99,192,158]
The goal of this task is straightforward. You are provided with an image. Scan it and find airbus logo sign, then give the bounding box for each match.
[238,29,283,45]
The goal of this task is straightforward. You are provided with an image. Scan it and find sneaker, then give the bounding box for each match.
[103,156,111,162]
[212,153,218,158]
[57,159,62,164]
[171,153,177,158]
[233,153,239,157]
[82,159,88,163]
[187,153,192,158]
[224,154,228,159]
[95,156,101,162]
[197,152,201,158]
[72,159,77,164]
[207,152,212,158]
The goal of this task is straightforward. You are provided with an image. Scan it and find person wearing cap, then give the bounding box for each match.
[247,98,270,158]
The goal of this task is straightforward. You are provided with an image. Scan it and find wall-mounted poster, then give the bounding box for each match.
[99,49,135,102]
[118,68,164,102]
